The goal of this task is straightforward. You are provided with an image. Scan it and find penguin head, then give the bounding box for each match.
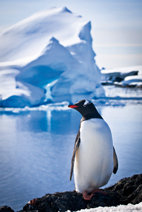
[68,99,102,119]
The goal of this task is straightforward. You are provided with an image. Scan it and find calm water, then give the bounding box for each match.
[0,103,142,210]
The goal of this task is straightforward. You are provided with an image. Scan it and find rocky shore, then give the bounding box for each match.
[0,174,142,212]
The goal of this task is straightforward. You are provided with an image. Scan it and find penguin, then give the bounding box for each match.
[68,99,118,200]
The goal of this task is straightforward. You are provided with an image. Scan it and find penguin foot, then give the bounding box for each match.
[82,191,94,200]
[83,189,107,201]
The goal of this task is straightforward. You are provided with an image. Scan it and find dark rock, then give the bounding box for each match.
[22,190,120,212]
[0,206,14,212]
[1,174,142,212]
[106,174,142,205]
[22,174,142,212]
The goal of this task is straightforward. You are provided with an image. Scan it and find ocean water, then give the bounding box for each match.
[0,102,142,210]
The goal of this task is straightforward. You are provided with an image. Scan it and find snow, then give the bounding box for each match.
[0,7,83,64]
[74,202,142,212]
[121,75,142,87]
[0,7,104,108]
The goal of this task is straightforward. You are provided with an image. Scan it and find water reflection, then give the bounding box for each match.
[13,108,83,134]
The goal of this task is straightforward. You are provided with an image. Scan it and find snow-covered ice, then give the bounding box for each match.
[0,7,104,108]
[74,202,142,212]
[121,75,142,87]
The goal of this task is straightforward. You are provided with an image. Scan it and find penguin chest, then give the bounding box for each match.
[74,119,113,193]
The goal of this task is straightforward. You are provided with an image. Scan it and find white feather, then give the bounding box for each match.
[83,100,90,106]
[74,118,113,193]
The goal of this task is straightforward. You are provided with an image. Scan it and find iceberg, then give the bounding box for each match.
[100,66,142,100]
[101,66,142,87]
[0,7,104,108]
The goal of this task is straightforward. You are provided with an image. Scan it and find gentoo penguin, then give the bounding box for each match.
[68,99,118,200]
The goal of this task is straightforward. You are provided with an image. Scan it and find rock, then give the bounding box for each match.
[0,206,14,212]
[22,174,142,212]
[106,174,142,205]
[22,190,120,212]
[0,174,142,212]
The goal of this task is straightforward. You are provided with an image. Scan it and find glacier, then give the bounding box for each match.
[0,7,104,108]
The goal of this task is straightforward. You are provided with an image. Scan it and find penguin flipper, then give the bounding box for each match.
[70,130,80,181]
[113,147,118,174]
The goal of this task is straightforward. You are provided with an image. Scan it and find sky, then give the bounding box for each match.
[0,0,142,69]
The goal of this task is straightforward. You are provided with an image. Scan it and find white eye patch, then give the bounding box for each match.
[83,100,90,106]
